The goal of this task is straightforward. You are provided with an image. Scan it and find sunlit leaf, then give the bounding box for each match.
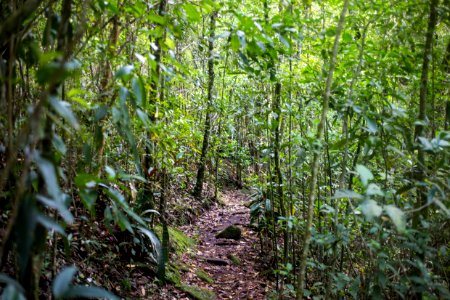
[49,96,80,130]
[366,183,384,196]
[384,205,406,233]
[134,52,146,63]
[183,3,201,21]
[115,65,134,80]
[53,266,76,298]
[358,199,382,220]
[332,189,363,199]
[35,155,62,201]
[365,117,378,134]
[132,76,146,106]
[36,194,74,224]
[53,134,67,156]
[105,165,116,180]
[356,165,374,186]
[418,137,433,151]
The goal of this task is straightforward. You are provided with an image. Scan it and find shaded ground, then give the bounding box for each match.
[156,189,271,299]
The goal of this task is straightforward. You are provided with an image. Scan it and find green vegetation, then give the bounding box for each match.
[180,284,217,300]
[195,268,215,284]
[227,254,241,266]
[156,226,196,255]
[1,0,449,299]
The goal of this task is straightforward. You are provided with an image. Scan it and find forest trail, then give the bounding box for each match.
[164,189,270,299]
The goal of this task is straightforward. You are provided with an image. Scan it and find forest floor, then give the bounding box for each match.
[154,189,271,299]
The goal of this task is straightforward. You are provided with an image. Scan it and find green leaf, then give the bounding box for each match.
[35,155,62,201]
[366,183,384,196]
[79,189,97,215]
[138,226,162,263]
[52,134,67,156]
[384,205,406,233]
[418,137,433,151]
[358,199,382,220]
[74,173,101,188]
[53,266,76,298]
[148,13,166,25]
[36,213,66,235]
[0,273,25,296]
[134,52,146,64]
[183,3,201,22]
[356,165,374,186]
[236,30,246,49]
[332,189,363,199]
[365,116,378,133]
[36,194,74,224]
[1,285,27,300]
[66,286,118,300]
[115,65,134,81]
[132,76,146,106]
[137,109,151,128]
[49,96,80,130]
[342,32,353,42]
[94,105,108,121]
[325,27,336,37]
[105,165,116,180]
[104,186,146,227]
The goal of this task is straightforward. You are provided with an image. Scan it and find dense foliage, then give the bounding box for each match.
[0,0,449,299]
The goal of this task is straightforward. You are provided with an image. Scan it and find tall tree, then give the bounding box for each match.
[193,10,217,198]
[413,0,439,227]
[296,0,350,297]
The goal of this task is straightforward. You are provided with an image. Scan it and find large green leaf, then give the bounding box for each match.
[0,273,25,296]
[115,65,134,81]
[366,183,384,196]
[35,155,62,201]
[356,165,374,187]
[53,266,77,298]
[358,199,382,220]
[138,226,162,264]
[36,213,66,236]
[49,96,80,130]
[332,189,363,199]
[384,205,406,233]
[53,266,118,299]
[132,76,146,106]
[66,286,118,300]
[183,3,201,22]
[36,194,74,224]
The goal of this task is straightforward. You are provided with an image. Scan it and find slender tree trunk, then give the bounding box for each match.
[444,40,450,131]
[296,0,349,297]
[411,1,438,298]
[413,0,438,228]
[142,0,167,215]
[325,20,369,299]
[193,11,216,198]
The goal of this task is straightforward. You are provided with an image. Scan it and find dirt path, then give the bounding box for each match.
[159,189,270,299]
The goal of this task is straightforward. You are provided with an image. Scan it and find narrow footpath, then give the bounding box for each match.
[159,189,271,299]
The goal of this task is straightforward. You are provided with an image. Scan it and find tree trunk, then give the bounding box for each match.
[413,0,438,228]
[193,11,216,198]
[296,0,349,297]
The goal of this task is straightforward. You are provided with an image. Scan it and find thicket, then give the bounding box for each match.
[0,0,449,299]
